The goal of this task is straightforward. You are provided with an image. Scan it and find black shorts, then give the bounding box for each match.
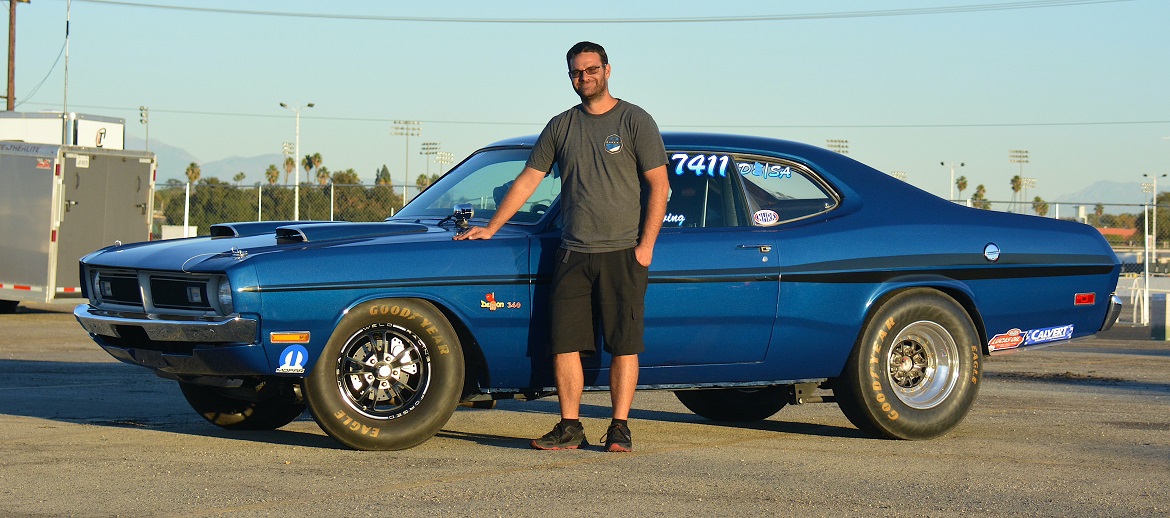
[549,247,649,357]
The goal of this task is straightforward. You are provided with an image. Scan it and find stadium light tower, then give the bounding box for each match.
[280,101,314,220]
[393,121,422,201]
[941,161,964,201]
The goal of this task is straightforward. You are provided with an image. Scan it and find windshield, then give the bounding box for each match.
[395,147,560,224]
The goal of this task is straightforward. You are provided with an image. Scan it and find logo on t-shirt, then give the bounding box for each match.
[604,134,622,154]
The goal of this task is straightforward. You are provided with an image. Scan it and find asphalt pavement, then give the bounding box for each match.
[1,302,1167,517]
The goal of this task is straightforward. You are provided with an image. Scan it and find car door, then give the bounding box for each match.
[640,151,780,368]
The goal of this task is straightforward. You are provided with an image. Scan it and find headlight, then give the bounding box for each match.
[90,271,103,303]
[217,278,234,314]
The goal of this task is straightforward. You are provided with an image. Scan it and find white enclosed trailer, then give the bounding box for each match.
[0,142,154,312]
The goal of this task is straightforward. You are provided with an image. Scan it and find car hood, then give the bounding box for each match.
[81,220,526,273]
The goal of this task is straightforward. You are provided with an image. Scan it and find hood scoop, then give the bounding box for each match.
[275,222,428,244]
[211,220,333,238]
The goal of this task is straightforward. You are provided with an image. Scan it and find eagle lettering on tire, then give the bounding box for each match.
[304,298,464,450]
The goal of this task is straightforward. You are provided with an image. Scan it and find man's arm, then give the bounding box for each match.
[634,164,669,266]
[453,166,547,240]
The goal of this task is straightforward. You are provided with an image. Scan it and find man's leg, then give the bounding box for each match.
[554,351,584,419]
[609,353,638,419]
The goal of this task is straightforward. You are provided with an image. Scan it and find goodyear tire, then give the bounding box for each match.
[304,299,464,451]
[178,381,305,430]
[674,386,788,421]
[833,288,981,440]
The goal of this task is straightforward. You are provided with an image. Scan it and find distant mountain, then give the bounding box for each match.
[126,135,283,185]
[1053,181,1148,213]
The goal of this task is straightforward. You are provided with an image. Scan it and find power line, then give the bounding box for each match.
[20,101,1169,129]
[70,0,1134,24]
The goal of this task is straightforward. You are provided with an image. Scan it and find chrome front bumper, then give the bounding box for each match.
[74,305,258,343]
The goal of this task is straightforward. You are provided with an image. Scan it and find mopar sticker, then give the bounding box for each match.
[276,345,308,374]
[988,324,1074,352]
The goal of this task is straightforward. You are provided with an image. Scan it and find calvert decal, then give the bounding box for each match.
[276,344,308,374]
[988,324,1074,352]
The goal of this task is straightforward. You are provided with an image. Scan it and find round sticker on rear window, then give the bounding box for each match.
[753,210,780,226]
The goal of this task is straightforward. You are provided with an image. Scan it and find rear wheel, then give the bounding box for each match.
[675,386,788,421]
[178,381,305,430]
[304,299,464,450]
[833,288,981,440]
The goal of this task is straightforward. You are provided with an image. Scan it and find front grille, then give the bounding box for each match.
[99,272,143,306]
[150,277,213,310]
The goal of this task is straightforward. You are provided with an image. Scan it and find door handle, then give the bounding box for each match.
[737,244,772,253]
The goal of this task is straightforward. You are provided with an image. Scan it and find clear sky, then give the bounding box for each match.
[6,0,1169,203]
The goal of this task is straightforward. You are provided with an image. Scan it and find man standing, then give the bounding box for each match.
[455,41,669,452]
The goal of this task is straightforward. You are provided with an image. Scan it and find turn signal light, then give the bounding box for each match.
[1074,293,1096,306]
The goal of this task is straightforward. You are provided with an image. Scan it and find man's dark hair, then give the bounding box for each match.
[566,41,608,67]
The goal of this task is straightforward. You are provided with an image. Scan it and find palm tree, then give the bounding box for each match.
[185,162,201,184]
[316,166,331,186]
[283,156,295,185]
[301,154,314,185]
[1093,203,1105,226]
[971,184,990,210]
[1032,196,1049,217]
[312,153,323,174]
[232,172,246,185]
[1009,175,1022,212]
[955,175,968,200]
[415,173,432,191]
[265,164,280,185]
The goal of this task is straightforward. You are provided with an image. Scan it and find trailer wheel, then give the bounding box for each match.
[304,299,464,451]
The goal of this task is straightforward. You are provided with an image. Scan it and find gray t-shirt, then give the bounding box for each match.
[526,100,667,253]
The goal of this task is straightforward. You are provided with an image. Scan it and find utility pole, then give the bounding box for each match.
[7,0,30,111]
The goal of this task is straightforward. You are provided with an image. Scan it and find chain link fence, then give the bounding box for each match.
[155,185,1169,325]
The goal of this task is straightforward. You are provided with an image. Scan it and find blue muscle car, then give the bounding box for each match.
[74,133,1122,450]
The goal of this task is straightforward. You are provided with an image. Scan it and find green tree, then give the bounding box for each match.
[232,171,246,185]
[971,184,991,210]
[265,164,280,185]
[332,168,361,185]
[955,175,968,200]
[283,156,296,185]
[375,165,392,186]
[301,154,314,185]
[1009,175,1022,212]
[1032,196,1049,217]
[185,162,201,184]
[316,166,331,186]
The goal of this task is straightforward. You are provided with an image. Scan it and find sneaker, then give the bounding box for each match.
[531,420,587,450]
[602,421,633,452]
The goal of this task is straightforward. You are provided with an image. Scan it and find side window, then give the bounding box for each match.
[662,152,749,229]
[737,157,837,224]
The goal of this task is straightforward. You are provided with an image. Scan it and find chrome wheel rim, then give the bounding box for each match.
[886,320,959,410]
[336,324,431,419]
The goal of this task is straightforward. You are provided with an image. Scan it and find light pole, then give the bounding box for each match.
[420,141,440,179]
[826,139,849,154]
[1144,173,1166,263]
[138,106,149,152]
[392,121,421,201]
[1022,177,1037,212]
[1009,149,1028,213]
[280,102,314,220]
[941,161,964,201]
[436,151,453,175]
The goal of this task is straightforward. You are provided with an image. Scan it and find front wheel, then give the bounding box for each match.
[178,381,305,430]
[833,288,981,440]
[304,299,464,450]
[675,386,788,421]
